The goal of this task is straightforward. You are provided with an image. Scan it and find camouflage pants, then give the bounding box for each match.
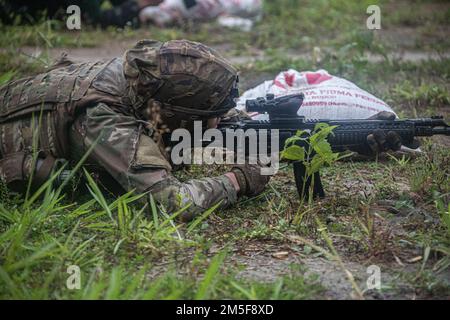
[0,108,62,192]
[69,103,238,220]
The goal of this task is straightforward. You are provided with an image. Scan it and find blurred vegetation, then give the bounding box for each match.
[0,0,449,299]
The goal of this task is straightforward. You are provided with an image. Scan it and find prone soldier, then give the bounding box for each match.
[0,39,404,220]
[0,39,268,220]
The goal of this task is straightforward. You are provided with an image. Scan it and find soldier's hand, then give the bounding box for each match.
[230,163,270,197]
[355,111,420,155]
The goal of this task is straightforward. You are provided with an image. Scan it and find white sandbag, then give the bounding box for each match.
[139,0,181,26]
[237,69,396,120]
[140,0,222,25]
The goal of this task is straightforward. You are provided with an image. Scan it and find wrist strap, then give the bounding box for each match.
[231,168,247,197]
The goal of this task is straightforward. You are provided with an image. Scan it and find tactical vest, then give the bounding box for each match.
[0,39,238,192]
[0,58,132,191]
[0,60,114,120]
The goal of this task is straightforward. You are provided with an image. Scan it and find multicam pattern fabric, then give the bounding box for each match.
[0,39,239,219]
[69,103,237,219]
[123,39,238,112]
[0,61,107,121]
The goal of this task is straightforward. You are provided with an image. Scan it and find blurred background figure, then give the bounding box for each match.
[0,0,163,28]
[139,0,262,31]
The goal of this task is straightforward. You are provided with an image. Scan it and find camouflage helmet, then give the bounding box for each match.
[123,39,239,118]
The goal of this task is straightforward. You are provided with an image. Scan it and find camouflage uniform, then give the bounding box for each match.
[0,39,239,220]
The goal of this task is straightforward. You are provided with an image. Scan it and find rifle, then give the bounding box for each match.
[216,93,450,199]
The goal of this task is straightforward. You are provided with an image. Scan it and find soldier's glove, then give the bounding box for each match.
[231,164,270,197]
[354,111,420,155]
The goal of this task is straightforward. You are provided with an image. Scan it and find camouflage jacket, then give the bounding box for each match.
[0,40,239,220]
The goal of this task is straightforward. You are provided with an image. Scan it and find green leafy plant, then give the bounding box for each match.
[281,123,347,214]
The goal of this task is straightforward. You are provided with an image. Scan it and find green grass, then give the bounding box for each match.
[0,0,449,300]
[1,0,450,78]
[0,171,323,299]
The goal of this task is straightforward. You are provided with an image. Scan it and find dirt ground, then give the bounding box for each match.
[19,41,450,74]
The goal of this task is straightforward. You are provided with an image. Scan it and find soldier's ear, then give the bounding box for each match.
[123,39,162,79]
